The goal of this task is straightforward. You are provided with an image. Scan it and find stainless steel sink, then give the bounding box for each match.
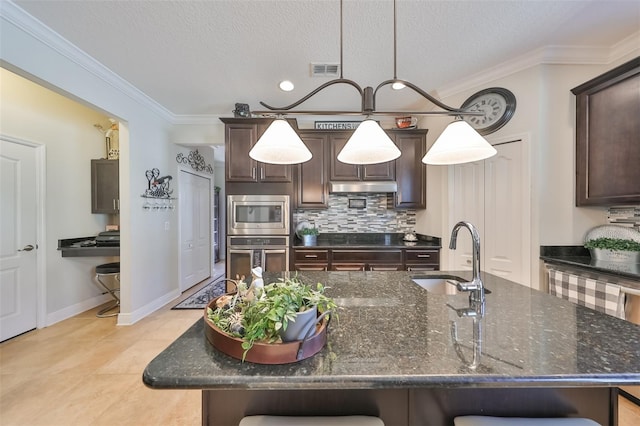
[412,276,463,295]
[412,276,491,295]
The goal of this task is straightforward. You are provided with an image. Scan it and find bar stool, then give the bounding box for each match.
[239,416,384,426]
[94,262,120,317]
[454,416,600,425]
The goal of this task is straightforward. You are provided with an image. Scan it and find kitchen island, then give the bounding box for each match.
[143,271,640,425]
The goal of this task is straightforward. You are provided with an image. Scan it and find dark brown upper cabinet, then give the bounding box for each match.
[91,159,119,214]
[389,129,428,209]
[296,132,329,209]
[221,118,292,183]
[571,57,640,206]
[329,135,395,181]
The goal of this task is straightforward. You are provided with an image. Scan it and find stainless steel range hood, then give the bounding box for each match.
[329,181,398,193]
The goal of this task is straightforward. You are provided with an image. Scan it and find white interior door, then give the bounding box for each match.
[450,160,485,271]
[449,138,530,286]
[0,139,38,341]
[179,170,212,291]
[483,141,527,280]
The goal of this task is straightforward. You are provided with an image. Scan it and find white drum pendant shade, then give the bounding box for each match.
[422,120,497,165]
[337,119,401,165]
[249,119,312,164]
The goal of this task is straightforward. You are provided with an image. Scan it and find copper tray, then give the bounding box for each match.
[203,297,328,364]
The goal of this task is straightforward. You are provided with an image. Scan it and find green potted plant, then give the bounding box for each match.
[298,226,319,246]
[584,237,640,263]
[206,275,337,361]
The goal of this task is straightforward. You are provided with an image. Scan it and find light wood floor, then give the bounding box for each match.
[1,280,639,426]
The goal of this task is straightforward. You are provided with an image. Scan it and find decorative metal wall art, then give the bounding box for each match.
[176,149,213,174]
[141,168,175,210]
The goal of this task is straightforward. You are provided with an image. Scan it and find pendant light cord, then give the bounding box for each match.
[340,0,344,79]
[393,0,397,80]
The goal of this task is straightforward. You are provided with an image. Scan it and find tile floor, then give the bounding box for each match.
[1,271,639,426]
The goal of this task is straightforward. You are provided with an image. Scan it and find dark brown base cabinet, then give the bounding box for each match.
[405,249,440,271]
[572,57,640,205]
[91,159,119,214]
[293,247,440,272]
[293,249,329,271]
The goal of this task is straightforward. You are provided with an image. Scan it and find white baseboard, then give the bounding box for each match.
[45,294,111,326]
[116,289,181,326]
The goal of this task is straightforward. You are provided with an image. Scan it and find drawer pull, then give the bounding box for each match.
[417,254,431,258]
[304,255,318,258]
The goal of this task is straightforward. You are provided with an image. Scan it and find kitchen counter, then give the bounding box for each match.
[540,245,640,282]
[292,232,441,248]
[57,236,119,257]
[143,270,640,425]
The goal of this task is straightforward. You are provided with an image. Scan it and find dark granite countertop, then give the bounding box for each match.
[540,245,640,281]
[57,236,119,257]
[143,270,640,390]
[292,233,442,249]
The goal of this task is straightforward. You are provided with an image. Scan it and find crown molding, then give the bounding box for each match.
[172,114,224,125]
[438,32,640,100]
[1,1,175,123]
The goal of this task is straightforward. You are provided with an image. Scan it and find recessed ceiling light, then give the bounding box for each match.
[279,80,294,91]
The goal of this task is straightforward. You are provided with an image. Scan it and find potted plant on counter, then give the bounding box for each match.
[298,226,319,246]
[205,275,337,362]
[584,237,640,263]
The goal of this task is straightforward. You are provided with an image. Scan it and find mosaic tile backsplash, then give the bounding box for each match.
[294,193,417,233]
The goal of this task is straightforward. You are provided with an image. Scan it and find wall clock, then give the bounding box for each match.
[460,87,516,135]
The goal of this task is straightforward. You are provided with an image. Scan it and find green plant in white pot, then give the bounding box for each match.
[206,275,337,361]
[298,226,319,245]
[584,237,640,263]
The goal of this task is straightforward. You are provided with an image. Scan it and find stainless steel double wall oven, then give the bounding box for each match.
[226,195,290,289]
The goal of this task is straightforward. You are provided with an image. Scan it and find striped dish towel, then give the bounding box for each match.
[548,269,625,319]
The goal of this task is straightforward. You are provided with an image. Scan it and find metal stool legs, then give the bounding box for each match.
[95,270,120,318]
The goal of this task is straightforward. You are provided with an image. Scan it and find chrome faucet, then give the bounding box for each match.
[449,221,485,304]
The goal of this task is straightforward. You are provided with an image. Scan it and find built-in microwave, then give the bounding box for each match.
[227,194,290,235]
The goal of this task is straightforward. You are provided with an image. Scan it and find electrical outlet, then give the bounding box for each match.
[164,221,170,231]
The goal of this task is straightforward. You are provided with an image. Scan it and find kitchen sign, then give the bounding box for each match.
[314,121,362,130]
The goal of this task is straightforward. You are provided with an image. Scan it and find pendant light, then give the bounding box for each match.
[253,0,500,166]
[422,118,497,165]
[249,118,312,164]
[337,118,401,164]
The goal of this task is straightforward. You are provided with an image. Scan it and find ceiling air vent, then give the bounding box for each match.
[311,63,340,77]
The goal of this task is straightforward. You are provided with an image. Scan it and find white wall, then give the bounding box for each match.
[416,48,639,289]
[0,68,119,320]
[2,7,178,324]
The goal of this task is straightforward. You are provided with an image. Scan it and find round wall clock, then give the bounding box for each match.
[460,87,516,135]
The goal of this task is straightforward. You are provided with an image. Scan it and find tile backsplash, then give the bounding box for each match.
[294,193,416,233]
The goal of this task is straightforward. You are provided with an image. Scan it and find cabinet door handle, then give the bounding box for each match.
[417,254,431,258]
[117,199,120,210]
[304,254,318,258]
[113,199,117,210]
[260,168,265,180]
[252,167,256,179]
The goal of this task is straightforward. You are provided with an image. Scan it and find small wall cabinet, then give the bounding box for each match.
[329,136,395,181]
[222,119,292,183]
[91,159,119,214]
[389,129,428,209]
[296,132,329,209]
[572,57,640,206]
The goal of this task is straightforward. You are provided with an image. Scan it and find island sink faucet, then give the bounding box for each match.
[449,221,485,304]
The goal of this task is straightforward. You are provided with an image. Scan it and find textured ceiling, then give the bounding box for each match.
[12,0,640,118]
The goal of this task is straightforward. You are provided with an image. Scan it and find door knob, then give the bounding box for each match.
[18,244,36,252]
